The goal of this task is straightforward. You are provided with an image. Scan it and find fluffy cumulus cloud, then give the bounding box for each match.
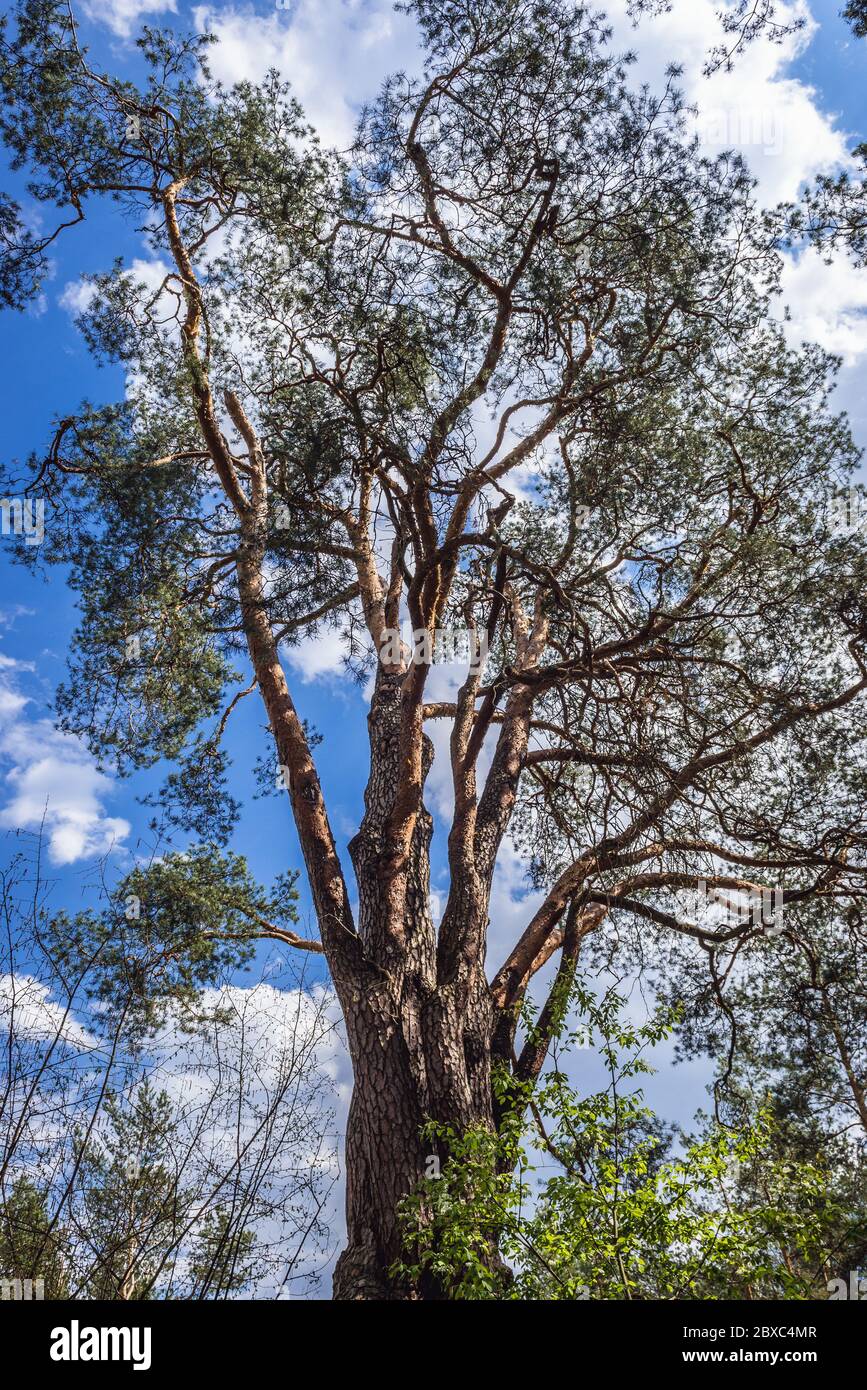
[192,0,421,150]
[281,622,353,683]
[129,978,353,1295]
[57,278,99,318]
[0,974,99,1049]
[604,0,867,364]
[0,657,130,865]
[174,0,854,203]
[780,245,867,365]
[72,0,866,365]
[151,978,352,1122]
[82,0,177,39]
[2,971,351,1294]
[59,257,172,319]
[195,0,867,365]
[605,0,851,204]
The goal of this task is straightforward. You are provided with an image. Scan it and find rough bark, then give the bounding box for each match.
[332,971,496,1300]
[149,146,867,1304]
[330,658,498,1299]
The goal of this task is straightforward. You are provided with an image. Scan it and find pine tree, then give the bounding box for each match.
[1,0,865,1296]
[0,1176,69,1298]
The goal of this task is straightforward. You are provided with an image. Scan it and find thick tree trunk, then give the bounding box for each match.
[332,986,433,1301]
[332,669,498,1299]
[332,972,496,1300]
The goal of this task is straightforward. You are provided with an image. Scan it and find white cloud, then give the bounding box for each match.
[0,974,99,1049]
[2,971,349,1296]
[193,0,421,149]
[606,0,853,206]
[133,979,350,1293]
[82,0,177,40]
[282,623,351,682]
[60,258,171,318]
[184,0,867,373]
[599,3,867,368]
[58,279,99,316]
[80,0,853,212]
[779,246,867,365]
[0,668,130,865]
[156,978,350,1100]
[0,651,35,672]
[0,686,29,720]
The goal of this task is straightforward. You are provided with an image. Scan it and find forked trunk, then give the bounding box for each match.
[330,665,500,1299]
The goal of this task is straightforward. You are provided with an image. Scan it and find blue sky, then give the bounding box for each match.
[0,0,865,1130]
